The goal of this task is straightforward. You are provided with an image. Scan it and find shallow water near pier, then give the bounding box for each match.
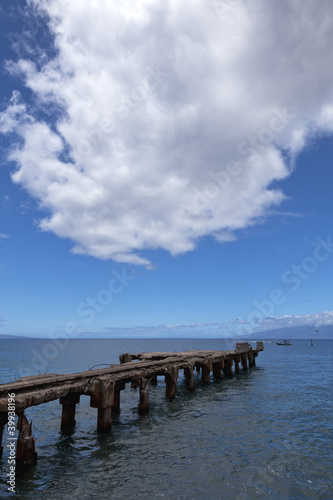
[0,338,332,499]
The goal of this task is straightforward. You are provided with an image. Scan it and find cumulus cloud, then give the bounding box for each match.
[1,0,333,266]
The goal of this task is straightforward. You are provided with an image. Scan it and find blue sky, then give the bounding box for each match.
[0,1,333,338]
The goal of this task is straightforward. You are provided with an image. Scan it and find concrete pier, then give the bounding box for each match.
[0,342,263,467]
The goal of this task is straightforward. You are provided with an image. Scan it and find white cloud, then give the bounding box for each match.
[102,321,228,337]
[1,0,333,266]
[254,311,333,330]
[0,233,9,240]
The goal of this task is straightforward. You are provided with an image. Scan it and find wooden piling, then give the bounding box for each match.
[16,413,37,468]
[60,393,80,432]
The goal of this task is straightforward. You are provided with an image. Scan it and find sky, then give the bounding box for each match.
[0,0,333,339]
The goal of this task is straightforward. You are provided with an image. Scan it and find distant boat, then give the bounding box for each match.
[276,339,292,346]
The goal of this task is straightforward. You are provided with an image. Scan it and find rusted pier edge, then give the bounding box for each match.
[0,342,263,467]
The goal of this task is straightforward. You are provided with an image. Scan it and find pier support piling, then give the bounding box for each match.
[223,357,233,377]
[60,393,80,432]
[90,379,114,433]
[165,365,178,400]
[0,412,8,458]
[97,408,112,433]
[16,413,37,468]
[213,361,223,380]
[234,357,240,373]
[150,374,158,386]
[184,366,195,392]
[138,379,150,414]
[202,360,212,384]
[0,425,3,459]
[112,382,125,415]
[241,354,248,371]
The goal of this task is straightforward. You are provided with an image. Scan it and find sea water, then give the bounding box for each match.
[0,338,332,499]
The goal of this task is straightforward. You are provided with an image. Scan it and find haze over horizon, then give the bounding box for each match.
[1,0,333,340]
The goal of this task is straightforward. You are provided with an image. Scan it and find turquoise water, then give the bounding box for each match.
[0,338,332,499]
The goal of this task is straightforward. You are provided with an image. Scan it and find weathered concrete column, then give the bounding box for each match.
[195,364,201,373]
[0,412,8,458]
[97,407,112,433]
[60,393,80,432]
[0,425,3,459]
[184,366,195,392]
[252,353,257,366]
[222,357,233,377]
[248,351,254,368]
[241,354,248,371]
[150,374,158,386]
[165,365,178,400]
[138,379,150,414]
[90,378,114,433]
[112,381,126,415]
[202,360,212,385]
[16,413,37,468]
[234,356,240,373]
[119,353,132,364]
[213,360,223,380]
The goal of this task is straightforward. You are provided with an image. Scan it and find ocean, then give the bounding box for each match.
[0,338,332,499]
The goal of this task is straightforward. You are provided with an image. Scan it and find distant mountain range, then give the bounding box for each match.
[0,334,33,339]
[246,324,333,340]
[1,325,333,340]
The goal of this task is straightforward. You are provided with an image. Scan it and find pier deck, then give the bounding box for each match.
[0,342,263,467]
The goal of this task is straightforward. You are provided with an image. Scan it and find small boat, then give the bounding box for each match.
[276,339,292,346]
